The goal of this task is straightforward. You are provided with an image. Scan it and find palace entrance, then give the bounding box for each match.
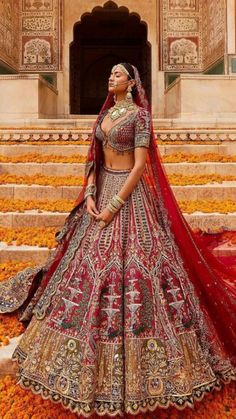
[70,1,151,114]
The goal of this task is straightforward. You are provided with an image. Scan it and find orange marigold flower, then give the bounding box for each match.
[162,152,236,163]
[0,227,58,248]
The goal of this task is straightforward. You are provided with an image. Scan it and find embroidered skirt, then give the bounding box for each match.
[11,165,234,417]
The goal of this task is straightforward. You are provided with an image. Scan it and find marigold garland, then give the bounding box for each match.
[0,375,235,419]
[0,173,84,186]
[0,227,57,248]
[0,199,74,213]
[0,314,25,347]
[0,173,236,188]
[168,174,236,185]
[0,153,232,166]
[163,152,236,163]
[179,200,236,214]
[0,261,35,282]
[0,153,86,163]
[1,198,236,215]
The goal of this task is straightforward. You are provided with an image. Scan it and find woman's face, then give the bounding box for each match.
[108,65,134,95]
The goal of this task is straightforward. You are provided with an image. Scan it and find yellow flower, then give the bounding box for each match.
[0,227,57,248]
[0,174,84,186]
[179,200,236,214]
[168,174,236,186]
[163,152,236,163]
[0,153,86,163]
[0,199,74,213]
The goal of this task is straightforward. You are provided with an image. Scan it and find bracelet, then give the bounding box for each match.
[114,194,125,205]
[106,194,125,214]
[84,183,96,200]
[106,202,117,213]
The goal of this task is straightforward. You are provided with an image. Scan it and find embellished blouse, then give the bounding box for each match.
[95,106,151,153]
[84,106,151,178]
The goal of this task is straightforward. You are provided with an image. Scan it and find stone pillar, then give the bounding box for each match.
[155,71,165,118]
[226,0,236,74]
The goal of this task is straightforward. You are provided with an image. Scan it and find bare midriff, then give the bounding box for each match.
[102,144,135,170]
[101,108,137,170]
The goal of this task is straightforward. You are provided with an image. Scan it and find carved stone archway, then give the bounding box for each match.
[70,1,151,114]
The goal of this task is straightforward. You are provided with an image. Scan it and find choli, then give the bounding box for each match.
[95,106,151,153]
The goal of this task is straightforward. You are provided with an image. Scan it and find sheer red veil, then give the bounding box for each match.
[52,64,236,366]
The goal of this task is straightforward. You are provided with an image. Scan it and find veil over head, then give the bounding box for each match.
[62,63,236,365]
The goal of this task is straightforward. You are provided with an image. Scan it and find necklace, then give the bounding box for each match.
[108,99,136,121]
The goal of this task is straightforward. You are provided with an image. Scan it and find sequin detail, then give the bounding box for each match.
[9,166,235,418]
[96,106,151,152]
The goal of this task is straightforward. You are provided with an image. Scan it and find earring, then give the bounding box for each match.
[126,85,133,102]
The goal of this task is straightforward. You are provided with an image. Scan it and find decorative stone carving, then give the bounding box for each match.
[167,17,199,32]
[162,0,225,72]
[22,17,52,31]
[23,37,52,64]
[169,37,198,64]
[168,0,198,11]
[23,0,53,11]
[161,0,201,71]
[202,0,225,69]
[20,0,60,71]
[0,0,19,70]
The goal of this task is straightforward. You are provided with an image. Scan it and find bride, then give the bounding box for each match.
[0,63,235,417]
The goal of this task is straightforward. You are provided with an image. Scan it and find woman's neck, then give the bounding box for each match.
[115,93,127,102]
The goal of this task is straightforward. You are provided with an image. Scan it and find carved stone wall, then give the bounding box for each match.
[0,0,19,70]
[202,0,226,70]
[161,0,226,72]
[161,0,202,72]
[19,0,61,72]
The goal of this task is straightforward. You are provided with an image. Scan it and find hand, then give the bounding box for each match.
[94,207,115,229]
[86,196,99,218]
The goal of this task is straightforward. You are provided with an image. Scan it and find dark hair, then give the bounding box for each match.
[119,62,137,97]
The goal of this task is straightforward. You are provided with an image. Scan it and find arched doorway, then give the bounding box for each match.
[70,1,151,114]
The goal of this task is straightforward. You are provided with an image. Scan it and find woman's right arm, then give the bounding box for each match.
[86,169,99,217]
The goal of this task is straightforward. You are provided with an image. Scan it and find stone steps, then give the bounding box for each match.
[0,243,51,263]
[0,130,235,263]
[0,162,85,176]
[0,211,235,230]
[0,211,67,228]
[0,144,89,157]
[1,162,236,177]
[0,335,24,374]
[0,143,229,156]
[0,184,81,200]
[165,162,236,176]
[0,182,236,202]
[0,212,235,263]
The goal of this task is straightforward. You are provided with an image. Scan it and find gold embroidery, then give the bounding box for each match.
[3,165,235,418]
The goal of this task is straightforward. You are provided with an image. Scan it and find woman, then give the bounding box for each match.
[0,63,235,417]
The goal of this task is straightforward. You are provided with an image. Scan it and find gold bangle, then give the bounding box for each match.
[110,197,123,209]
[106,203,118,213]
[115,194,125,204]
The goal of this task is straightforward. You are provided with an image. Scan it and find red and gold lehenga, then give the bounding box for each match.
[0,66,236,417]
